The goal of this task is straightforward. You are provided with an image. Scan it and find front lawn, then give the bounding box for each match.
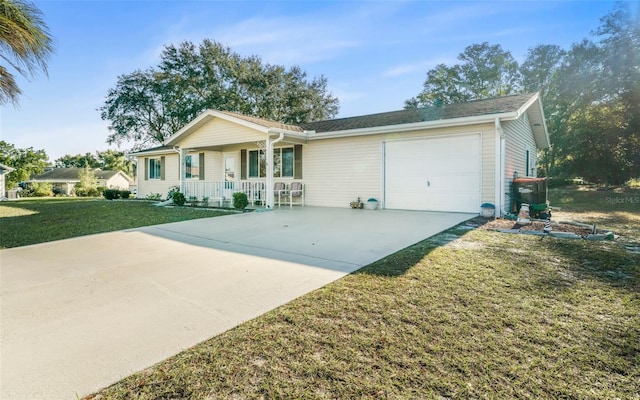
[0,198,230,249]
[87,188,639,399]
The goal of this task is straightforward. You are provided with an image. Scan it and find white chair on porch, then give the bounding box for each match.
[274,182,288,207]
[288,182,304,208]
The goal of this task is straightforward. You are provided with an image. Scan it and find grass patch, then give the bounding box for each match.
[0,198,230,249]
[549,187,640,241]
[87,190,639,399]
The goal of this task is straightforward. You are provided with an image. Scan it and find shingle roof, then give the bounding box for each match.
[133,93,545,153]
[31,168,127,181]
[301,93,536,133]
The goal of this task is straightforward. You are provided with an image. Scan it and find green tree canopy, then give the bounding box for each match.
[54,150,134,177]
[405,42,519,107]
[54,152,100,169]
[96,149,133,177]
[100,39,340,150]
[405,3,640,184]
[0,140,49,188]
[0,0,54,105]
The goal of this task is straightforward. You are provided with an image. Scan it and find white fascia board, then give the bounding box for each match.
[532,98,551,148]
[512,92,540,120]
[129,148,176,157]
[309,112,519,140]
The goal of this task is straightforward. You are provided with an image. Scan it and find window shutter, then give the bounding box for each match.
[160,156,166,181]
[294,145,303,179]
[199,153,205,180]
[144,158,148,181]
[240,149,247,180]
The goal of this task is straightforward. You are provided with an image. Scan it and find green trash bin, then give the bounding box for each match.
[513,177,549,218]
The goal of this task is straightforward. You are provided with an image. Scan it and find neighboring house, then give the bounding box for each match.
[0,163,15,200]
[28,168,133,195]
[132,93,549,216]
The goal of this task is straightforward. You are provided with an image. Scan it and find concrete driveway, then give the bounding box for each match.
[1,207,473,400]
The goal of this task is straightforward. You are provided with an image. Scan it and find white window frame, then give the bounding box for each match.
[248,147,295,179]
[184,154,200,180]
[149,157,161,180]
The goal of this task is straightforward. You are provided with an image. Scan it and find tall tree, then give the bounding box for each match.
[54,152,100,169]
[100,39,340,150]
[520,44,565,96]
[0,0,54,105]
[406,42,520,108]
[520,44,567,176]
[457,42,520,98]
[542,3,640,183]
[405,64,469,108]
[594,2,640,179]
[96,149,134,176]
[54,150,134,176]
[0,140,49,188]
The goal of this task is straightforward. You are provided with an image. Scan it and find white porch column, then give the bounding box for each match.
[265,130,285,209]
[178,147,187,193]
[265,139,274,208]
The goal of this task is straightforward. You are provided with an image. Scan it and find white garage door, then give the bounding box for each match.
[384,134,481,213]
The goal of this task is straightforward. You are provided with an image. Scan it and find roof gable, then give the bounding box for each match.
[165,110,304,147]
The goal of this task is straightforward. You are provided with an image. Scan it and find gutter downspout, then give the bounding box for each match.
[265,129,285,209]
[494,118,505,217]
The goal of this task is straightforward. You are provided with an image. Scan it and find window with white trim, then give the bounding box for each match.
[248,147,295,178]
[185,154,200,179]
[149,158,162,180]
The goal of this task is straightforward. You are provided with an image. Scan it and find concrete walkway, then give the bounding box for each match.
[1,207,473,399]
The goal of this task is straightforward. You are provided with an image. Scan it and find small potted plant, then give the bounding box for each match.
[350,197,363,209]
[480,202,495,218]
[364,197,378,210]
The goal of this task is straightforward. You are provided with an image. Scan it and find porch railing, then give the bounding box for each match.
[182,181,266,206]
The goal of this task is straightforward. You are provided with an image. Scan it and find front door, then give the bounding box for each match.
[223,153,238,200]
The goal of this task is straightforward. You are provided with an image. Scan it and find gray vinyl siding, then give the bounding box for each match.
[502,113,538,212]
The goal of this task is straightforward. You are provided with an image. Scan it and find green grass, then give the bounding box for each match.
[0,198,230,249]
[85,189,639,399]
[548,186,640,241]
[550,186,639,213]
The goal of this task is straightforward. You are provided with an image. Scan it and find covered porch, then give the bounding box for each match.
[181,180,304,208]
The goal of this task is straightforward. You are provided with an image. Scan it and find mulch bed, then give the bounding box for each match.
[478,218,609,237]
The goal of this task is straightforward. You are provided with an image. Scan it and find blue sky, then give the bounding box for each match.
[0,0,619,161]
